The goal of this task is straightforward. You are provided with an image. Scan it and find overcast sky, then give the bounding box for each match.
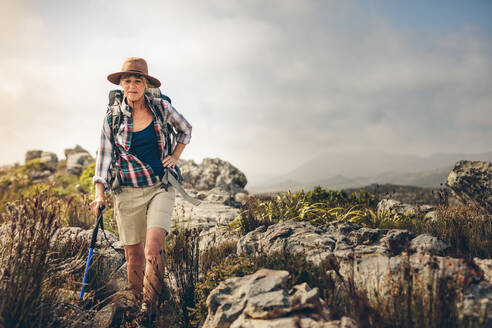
[1,0,491,186]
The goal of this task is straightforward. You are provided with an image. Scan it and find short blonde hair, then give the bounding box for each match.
[119,73,150,88]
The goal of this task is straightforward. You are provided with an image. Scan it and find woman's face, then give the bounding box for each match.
[121,75,146,103]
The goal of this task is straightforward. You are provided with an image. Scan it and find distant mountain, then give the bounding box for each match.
[246,151,492,194]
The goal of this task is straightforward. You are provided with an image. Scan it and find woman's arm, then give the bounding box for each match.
[172,142,186,160]
[160,100,192,168]
[90,111,113,216]
[161,100,192,145]
[92,111,114,190]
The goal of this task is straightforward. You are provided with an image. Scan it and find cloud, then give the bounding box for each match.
[0,0,491,186]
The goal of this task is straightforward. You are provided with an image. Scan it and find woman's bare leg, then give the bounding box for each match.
[124,243,145,298]
[143,227,167,305]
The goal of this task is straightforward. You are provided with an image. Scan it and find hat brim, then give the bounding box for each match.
[107,71,161,88]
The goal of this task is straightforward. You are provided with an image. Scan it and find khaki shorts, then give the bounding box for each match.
[113,182,175,245]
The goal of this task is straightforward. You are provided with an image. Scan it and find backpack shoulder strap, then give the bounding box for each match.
[145,88,178,159]
[146,87,172,124]
[108,90,124,139]
[108,89,122,107]
[151,97,165,124]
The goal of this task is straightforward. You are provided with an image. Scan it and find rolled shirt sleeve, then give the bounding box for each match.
[162,100,192,144]
[92,111,113,190]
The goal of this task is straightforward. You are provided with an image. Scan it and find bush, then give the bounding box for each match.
[231,186,491,259]
[229,187,380,234]
[20,158,50,175]
[53,173,79,195]
[376,204,492,259]
[306,185,379,208]
[79,163,96,195]
[0,193,60,327]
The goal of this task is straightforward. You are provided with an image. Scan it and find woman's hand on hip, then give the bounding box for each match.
[89,195,106,217]
[162,155,178,168]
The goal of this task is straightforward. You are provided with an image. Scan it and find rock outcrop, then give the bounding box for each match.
[40,151,58,171]
[65,145,94,175]
[24,150,58,171]
[377,199,436,220]
[179,158,248,194]
[67,153,93,175]
[25,150,43,163]
[203,268,357,328]
[52,227,125,285]
[446,160,492,214]
[64,145,91,158]
[173,186,241,251]
[63,145,94,175]
[236,220,491,323]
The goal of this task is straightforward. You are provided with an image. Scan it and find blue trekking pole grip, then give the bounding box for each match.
[79,204,105,300]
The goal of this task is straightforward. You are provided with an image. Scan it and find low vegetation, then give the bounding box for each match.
[187,242,485,328]
[0,161,118,235]
[0,193,92,327]
[0,159,489,327]
[230,186,492,259]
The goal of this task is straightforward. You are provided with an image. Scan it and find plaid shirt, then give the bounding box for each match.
[93,95,192,192]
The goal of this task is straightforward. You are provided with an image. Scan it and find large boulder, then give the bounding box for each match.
[446,160,492,214]
[25,150,43,163]
[40,151,58,171]
[172,187,241,251]
[203,268,357,328]
[67,153,94,175]
[52,227,125,286]
[65,145,93,174]
[64,144,90,158]
[179,158,247,194]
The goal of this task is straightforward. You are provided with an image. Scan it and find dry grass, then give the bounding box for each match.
[231,187,492,259]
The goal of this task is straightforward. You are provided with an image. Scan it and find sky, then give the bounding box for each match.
[1,0,491,186]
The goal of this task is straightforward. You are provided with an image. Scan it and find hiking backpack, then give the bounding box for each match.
[106,88,184,192]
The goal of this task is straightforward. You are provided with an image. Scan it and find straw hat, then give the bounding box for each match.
[107,57,161,88]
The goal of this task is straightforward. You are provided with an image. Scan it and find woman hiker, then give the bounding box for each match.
[89,57,193,314]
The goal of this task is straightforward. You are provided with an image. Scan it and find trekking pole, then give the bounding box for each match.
[79,204,105,300]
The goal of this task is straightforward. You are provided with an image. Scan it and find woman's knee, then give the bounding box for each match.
[125,243,145,265]
[145,229,167,258]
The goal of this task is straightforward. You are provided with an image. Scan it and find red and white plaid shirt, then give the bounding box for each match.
[93,95,192,192]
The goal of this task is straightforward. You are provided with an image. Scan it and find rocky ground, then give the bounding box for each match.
[79,160,492,327]
[1,149,491,327]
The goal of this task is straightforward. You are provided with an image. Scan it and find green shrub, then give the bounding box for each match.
[53,173,79,195]
[20,158,50,175]
[23,183,63,198]
[79,163,96,194]
[229,187,380,234]
[199,240,237,275]
[231,186,491,259]
[306,185,379,208]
